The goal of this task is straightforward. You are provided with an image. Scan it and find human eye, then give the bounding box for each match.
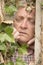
[15,17,22,22]
[15,16,24,22]
[27,18,35,24]
[27,18,31,21]
[15,17,20,22]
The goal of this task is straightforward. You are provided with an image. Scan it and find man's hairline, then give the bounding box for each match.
[13,6,35,22]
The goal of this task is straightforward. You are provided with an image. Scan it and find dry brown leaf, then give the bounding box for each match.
[0,52,4,63]
[2,20,13,24]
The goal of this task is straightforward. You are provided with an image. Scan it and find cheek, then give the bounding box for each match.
[31,26,35,33]
[13,22,19,29]
[28,25,35,36]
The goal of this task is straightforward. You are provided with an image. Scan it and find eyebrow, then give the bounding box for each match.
[27,17,35,20]
[14,13,35,19]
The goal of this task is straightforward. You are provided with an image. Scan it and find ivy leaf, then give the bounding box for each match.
[0,23,12,32]
[0,33,5,42]
[4,5,17,16]
[16,61,23,65]
[4,33,15,43]
[18,44,27,54]
[41,2,43,6]
[18,47,27,54]
[0,33,15,43]
[0,23,7,32]
[6,61,14,65]
[0,43,6,51]
[4,26,13,36]
[16,57,27,65]
[0,63,4,65]
[8,45,15,56]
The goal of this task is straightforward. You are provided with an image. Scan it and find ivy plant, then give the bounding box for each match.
[0,23,27,65]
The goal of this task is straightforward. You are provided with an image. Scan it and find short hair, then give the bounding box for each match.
[13,0,35,21]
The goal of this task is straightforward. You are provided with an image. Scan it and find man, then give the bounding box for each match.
[12,1,35,65]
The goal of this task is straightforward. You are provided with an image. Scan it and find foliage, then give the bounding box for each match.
[0,23,15,65]
[4,0,35,16]
[0,0,35,65]
[4,5,17,16]
[4,0,17,16]
[16,57,27,65]
[0,23,27,65]
[41,2,43,6]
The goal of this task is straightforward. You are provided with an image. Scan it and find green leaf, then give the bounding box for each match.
[8,46,15,56]
[18,44,27,54]
[0,33,15,43]
[0,23,7,32]
[41,2,43,6]
[0,63,4,65]
[9,5,17,12]
[4,33,15,43]
[16,57,27,65]
[4,5,17,16]
[16,62,27,65]
[6,61,14,65]
[4,26,13,36]
[18,47,27,54]
[16,61,23,65]
[0,23,12,32]
[0,33,5,42]
[0,43,6,51]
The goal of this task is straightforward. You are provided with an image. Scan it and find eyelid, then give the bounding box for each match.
[15,16,24,21]
[20,16,24,19]
[27,17,33,20]
[27,18,35,24]
[15,17,20,21]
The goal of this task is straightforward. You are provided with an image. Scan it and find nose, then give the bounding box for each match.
[20,19,27,29]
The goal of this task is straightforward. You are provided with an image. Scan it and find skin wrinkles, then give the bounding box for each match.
[13,7,35,44]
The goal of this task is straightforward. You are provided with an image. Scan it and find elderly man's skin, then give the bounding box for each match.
[13,7,35,44]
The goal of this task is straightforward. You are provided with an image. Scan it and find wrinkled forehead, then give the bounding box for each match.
[15,7,35,17]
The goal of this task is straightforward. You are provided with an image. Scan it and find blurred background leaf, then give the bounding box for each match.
[4,5,17,16]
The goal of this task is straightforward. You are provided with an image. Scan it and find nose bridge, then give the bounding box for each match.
[20,18,27,28]
[24,17,27,23]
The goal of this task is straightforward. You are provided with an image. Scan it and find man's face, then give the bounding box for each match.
[13,7,35,43]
